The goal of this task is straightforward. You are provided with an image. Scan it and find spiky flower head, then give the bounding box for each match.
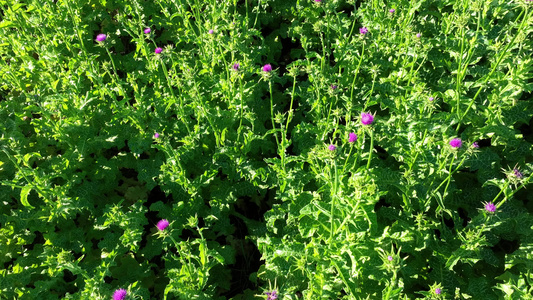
[484,202,496,213]
[144,28,151,34]
[155,47,163,54]
[264,290,278,300]
[472,142,479,148]
[154,133,160,139]
[387,255,393,261]
[435,288,442,295]
[416,33,421,38]
[359,27,368,35]
[262,64,272,72]
[429,96,434,101]
[513,168,523,179]
[361,112,374,125]
[208,29,214,34]
[96,34,107,42]
[449,138,462,149]
[349,132,357,143]
[328,144,337,151]
[232,63,240,71]
[157,219,169,231]
[113,288,127,300]
[389,9,395,13]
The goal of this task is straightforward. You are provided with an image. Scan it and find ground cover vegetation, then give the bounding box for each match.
[1,0,533,299]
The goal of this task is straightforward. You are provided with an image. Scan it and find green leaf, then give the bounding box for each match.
[20,186,34,208]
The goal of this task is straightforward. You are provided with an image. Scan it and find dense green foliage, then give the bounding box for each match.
[1,0,533,299]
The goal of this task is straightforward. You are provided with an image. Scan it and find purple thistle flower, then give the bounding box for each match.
[331,84,338,90]
[232,63,240,71]
[349,132,357,143]
[435,288,442,295]
[429,96,434,101]
[208,29,214,34]
[155,47,163,54]
[144,28,151,34]
[264,290,278,300]
[359,27,368,35]
[157,219,169,231]
[361,112,374,125]
[416,33,421,38]
[262,64,272,72]
[96,34,107,42]
[513,168,523,179]
[472,142,479,148]
[387,255,393,261]
[154,133,160,139]
[449,138,462,149]
[315,0,322,2]
[328,144,337,151]
[389,9,395,13]
[113,288,127,300]
[484,202,496,213]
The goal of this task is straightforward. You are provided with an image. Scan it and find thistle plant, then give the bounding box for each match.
[1,0,532,299]
[112,289,127,300]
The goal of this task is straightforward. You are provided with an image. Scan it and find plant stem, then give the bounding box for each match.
[342,143,354,174]
[353,130,365,171]
[329,158,338,243]
[350,41,365,103]
[439,153,456,210]
[269,80,280,147]
[160,58,192,135]
[366,129,374,169]
[237,75,245,144]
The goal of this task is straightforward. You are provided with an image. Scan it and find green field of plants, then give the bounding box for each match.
[1,0,533,299]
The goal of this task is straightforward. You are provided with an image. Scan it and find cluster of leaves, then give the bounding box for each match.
[0,0,532,299]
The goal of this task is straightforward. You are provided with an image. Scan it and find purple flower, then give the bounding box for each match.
[328,144,337,151]
[331,84,338,90]
[262,64,272,72]
[429,96,434,101]
[484,202,496,213]
[208,29,214,34]
[449,138,462,149]
[157,219,169,231]
[472,142,479,148]
[96,34,107,42]
[513,168,523,179]
[349,132,357,143]
[315,0,322,2]
[155,47,163,54]
[361,112,374,125]
[416,33,421,38]
[435,288,442,295]
[265,290,278,300]
[113,289,127,300]
[387,255,393,261]
[232,63,240,71]
[389,9,395,13]
[359,27,368,35]
[144,28,151,34]
[154,133,160,139]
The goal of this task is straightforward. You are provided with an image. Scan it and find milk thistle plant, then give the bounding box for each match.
[113,289,127,300]
[1,0,532,299]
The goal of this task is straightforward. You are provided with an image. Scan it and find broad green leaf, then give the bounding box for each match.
[20,186,34,208]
